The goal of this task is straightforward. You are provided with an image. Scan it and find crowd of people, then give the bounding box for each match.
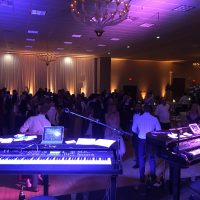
[1,86,200,190]
[0,87,137,137]
[1,87,199,137]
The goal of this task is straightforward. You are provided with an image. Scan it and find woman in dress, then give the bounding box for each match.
[104,103,126,156]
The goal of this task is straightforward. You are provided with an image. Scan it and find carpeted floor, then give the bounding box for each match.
[55,179,200,200]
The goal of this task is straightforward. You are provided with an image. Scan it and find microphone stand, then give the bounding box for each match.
[177,129,181,153]
[64,108,132,164]
[64,108,132,136]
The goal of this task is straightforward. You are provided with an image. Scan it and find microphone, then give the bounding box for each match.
[64,108,70,113]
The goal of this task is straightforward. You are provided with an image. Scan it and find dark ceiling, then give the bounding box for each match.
[0,0,200,60]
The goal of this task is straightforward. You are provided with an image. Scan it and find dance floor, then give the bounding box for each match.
[0,139,200,200]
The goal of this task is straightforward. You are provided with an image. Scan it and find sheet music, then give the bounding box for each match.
[76,138,116,148]
[65,140,76,144]
[0,138,13,143]
[24,135,37,141]
[95,139,116,148]
[13,135,37,141]
[168,133,178,139]
[76,138,96,145]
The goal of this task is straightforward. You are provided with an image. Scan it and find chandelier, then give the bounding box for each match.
[37,52,59,66]
[70,0,131,37]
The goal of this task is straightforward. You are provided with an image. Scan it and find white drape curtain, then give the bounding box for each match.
[0,54,95,96]
[75,58,95,95]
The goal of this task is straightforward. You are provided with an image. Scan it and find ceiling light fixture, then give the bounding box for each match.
[26,38,36,42]
[28,30,39,34]
[31,9,46,16]
[57,48,64,51]
[110,38,120,41]
[72,34,82,38]
[64,41,73,45]
[70,0,131,37]
[24,45,32,48]
[98,44,106,47]
[37,52,59,66]
[173,5,195,12]
[140,23,154,28]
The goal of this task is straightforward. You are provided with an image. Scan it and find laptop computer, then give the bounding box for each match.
[41,126,64,144]
[189,123,200,134]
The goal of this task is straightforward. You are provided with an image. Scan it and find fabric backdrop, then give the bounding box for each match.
[0,54,95,96]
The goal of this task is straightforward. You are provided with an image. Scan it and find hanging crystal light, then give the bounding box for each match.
[70,0,132,36]
[37,52,59,66]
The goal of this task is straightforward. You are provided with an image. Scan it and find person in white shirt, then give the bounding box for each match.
[19,103,51,191]
[179,93,190,111]
[131,104,142,168]
[154,97,170,130]
[132,104,161,183]
[20,104,51,135]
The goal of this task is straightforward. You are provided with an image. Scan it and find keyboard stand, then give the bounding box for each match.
[110,175,117,200]
[43,175,49,196]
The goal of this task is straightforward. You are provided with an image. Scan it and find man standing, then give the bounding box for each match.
[154,97,170,130]
[131,104,142,168]
[132,104,161,183]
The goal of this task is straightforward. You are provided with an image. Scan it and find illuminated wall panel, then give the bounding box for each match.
[111,59,197,97]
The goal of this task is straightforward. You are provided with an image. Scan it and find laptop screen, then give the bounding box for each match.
[42,126,64,144]
[189,123,200,134]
